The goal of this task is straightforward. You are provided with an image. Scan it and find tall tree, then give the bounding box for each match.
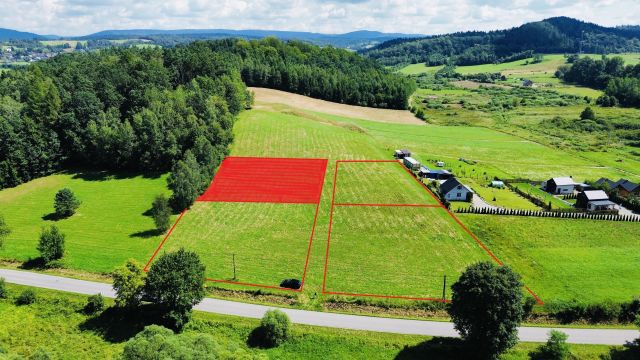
[112,259,147,309]
[151,195,171,232]
[448,262,524,359]
[144,249,206,329]
[168,151,204,211]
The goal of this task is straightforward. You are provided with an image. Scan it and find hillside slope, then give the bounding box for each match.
[362,17,640,66]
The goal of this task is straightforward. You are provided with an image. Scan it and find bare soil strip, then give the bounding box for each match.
[250,87,424,125]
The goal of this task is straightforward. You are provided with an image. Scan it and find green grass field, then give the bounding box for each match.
[0,284,624,360]
[334,161,440,205]
[154,202,317,286]
[325,206,496,298]
[459,214,640,303]
[462,178,540,210]
[0,172,172,273]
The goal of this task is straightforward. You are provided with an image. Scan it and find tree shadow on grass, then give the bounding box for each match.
[19,257,47,270]
[394,337,473,360]
[79,305,165,343]
[130,229,164,238]
[67,169,163,182]
[246,326,269,349]
[605,343,640,360]
[42,212,65,221]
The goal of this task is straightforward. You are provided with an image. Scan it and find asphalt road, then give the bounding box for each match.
[1,268,638,345]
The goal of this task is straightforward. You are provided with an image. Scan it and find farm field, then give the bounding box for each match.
[0,172,172,273]
[334,161,440,205]
[459,214,640,303]
[324,205,499,299]
[152,202,318,288]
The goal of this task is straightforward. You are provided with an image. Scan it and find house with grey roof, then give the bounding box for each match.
[544,177,577,194]
[576,190,616,211]
[440,177,473,202]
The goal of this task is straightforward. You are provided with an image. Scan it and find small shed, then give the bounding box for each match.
[403,157,421,171]
[436,161,445,167]
[587,200,616,212]
[394,149,411,159]
[490,180,505,188]
[440,178,473,202]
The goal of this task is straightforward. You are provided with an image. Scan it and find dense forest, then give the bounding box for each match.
[0,38,414,201]
[362,17,640,66]
[556,56,640,107]
[201,38,416,109]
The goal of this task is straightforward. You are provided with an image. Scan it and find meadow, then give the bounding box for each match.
[0,284,624,359]
[324,205,496,299]
[155,201,318,287]
[0,172,172,273]
[334,161,440,205]
[459,214,640,303]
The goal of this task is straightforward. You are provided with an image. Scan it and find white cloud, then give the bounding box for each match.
[0,0,638,36]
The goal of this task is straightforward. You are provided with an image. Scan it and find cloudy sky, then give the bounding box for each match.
[1,0,639,36]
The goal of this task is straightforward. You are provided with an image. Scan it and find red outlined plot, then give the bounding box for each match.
[145,156,328,292]
[198,157,328,204]
[322,159,544,304]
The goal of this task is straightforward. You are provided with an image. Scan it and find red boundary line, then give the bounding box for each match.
[335,203,442,208]
[322,160,544,305]
[144,209,188,271]
[144,157,328,293]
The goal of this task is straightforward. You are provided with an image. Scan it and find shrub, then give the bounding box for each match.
[580,106,595,120]
[585,301,620,323]
[619,298,640,323]
[37,225,65,263]
[16,289,37,305]
[529,330,571,360]
[0,278,6,299]
[84,293,105,315]
[151,195,171,232]
[279,279,301,290]
[258,310,291,347]
[523,296,537,320]
[54,188,81,217]
[112,259,147,309]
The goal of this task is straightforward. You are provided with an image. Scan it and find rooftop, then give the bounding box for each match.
[582,190,609,201]
[552,177,576,186]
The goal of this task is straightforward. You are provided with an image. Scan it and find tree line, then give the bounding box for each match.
[556,55,640,107]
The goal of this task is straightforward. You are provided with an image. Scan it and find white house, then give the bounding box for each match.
[544,177,577,194]
[440,178,473,202]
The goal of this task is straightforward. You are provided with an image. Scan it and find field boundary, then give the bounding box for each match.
[322,159,544,304]
[144,157,328,293]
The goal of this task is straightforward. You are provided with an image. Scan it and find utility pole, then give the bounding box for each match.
[232,253,236,280]
[442,275,447,301]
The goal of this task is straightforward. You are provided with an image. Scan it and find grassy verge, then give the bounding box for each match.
[0,284,632,359]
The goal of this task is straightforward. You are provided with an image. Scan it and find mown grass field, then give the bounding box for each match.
[460,214,640,303]
[334,161,440,205]
[0,284,625,360]
[462,178,540,210]
[324,206,496,298]
[511,183,574,210]
[155,202,317,287]
[0,172,172,273]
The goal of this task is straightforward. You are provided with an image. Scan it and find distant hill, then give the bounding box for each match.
[361,17,640,66]
[0,28,46,41]
[76,29,420,50]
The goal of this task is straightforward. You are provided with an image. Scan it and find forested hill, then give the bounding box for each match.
[0,38,414,196]
[198,38,416,109]
[362,17,640,66]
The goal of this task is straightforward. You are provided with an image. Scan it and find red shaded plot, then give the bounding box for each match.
[198,157,328,204]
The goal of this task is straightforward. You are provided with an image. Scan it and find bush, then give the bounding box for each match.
[258,310,291,347]
[151,195,171,232]
[16,289,37,305]
[112,259,147,309]
[279,279,302,290]
[620,298,640,323]
[84,293,105,315]
[580,106,595,120]
[54,188,81,217]
[0,278,6,299]
[37,225,65,263]
[523,296,537,320]
[585,301,620,323]
[529,330,571,360]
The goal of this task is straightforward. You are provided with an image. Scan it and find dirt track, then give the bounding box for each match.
[250,87,424,125]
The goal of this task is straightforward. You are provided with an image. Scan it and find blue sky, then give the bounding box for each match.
[1,0,638,36]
